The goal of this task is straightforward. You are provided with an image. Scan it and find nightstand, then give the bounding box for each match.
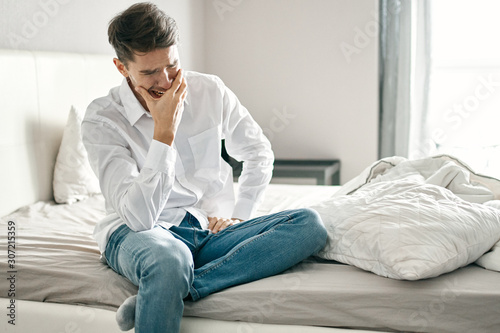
[272,159,340,185]
[222,141,340,185]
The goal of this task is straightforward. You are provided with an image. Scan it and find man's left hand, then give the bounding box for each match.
[207,217,243,234]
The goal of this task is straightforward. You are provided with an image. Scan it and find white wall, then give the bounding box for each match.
[205,0,379,183]
[0,0,206,71]
[0,0,379,184]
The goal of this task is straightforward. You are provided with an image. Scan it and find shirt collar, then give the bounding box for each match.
[118,78,190,127]
[119,78,150,126]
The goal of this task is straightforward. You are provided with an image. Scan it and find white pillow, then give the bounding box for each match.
[312,179,500,280]
[53,105,100,204]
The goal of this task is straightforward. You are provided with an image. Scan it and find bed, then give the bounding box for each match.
[1,49,500,333]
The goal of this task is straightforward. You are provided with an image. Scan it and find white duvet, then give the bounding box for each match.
[311,155,500,280]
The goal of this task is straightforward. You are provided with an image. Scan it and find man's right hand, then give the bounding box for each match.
[135,69,188,146]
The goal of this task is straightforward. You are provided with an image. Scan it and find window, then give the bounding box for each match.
[427,0,500,178]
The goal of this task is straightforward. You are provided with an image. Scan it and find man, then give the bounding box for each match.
[82,2,327,332]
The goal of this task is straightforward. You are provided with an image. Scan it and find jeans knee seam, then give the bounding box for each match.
[194,229,274,281]
[193,217,294,280]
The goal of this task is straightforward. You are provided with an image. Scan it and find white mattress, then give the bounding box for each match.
[1,184,500,332]
[0,299,379,333]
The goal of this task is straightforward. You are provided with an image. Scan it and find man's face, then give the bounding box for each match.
[114,45,181,110]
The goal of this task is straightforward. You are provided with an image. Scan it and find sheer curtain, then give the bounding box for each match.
[378,0,431,159]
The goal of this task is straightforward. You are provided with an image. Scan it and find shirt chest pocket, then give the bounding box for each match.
[188,126,222,181]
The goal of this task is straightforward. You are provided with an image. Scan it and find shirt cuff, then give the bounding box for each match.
[143,139,177,173]
[232,197,257,220]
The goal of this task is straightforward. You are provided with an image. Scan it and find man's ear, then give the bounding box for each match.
[113,58,129,78]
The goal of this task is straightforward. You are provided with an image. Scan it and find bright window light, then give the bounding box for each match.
[428,0,500,178]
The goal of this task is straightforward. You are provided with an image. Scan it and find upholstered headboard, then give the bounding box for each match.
[0,50,122,216]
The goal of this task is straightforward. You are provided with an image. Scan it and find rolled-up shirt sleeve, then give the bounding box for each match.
[218,80,274,220]
[82,119,177,232]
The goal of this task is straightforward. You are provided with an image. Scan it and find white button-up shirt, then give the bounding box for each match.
[82,71,274,252]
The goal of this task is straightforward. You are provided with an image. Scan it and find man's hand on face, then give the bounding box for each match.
[207,217,243,234]
[135,69,188,146]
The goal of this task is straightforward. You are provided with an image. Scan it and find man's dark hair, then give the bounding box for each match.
[108,2,179,66]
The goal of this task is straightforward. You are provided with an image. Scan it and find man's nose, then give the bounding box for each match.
[158,68,173,90]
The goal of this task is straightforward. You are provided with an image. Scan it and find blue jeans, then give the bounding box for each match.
[104,208,327,333]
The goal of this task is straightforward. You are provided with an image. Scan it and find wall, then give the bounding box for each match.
[0,0,379,184]
[204,0,379,183]
[0,0,206,71]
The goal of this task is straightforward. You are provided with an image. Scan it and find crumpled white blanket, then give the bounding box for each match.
[336,155,500,203]
[311,155,500,279]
